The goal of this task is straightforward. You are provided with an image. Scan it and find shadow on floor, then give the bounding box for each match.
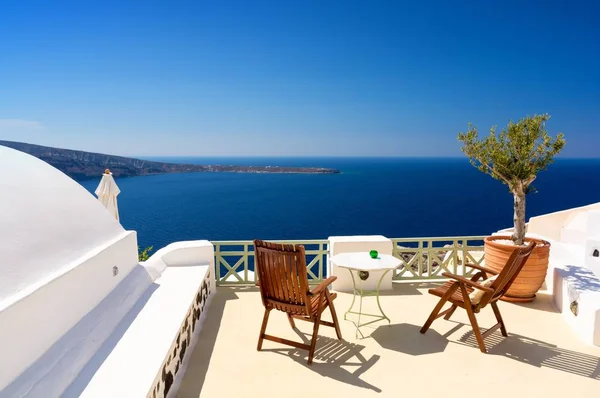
[264,330,382,393]
[378,282,427,296]
[457,328,600,380]
[176,287,243,398]
[509,291,560,314]
[371,323,460,355]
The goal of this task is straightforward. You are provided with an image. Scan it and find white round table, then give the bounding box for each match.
[330,252,401,338]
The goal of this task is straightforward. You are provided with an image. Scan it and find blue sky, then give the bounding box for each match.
[0,1,598,157]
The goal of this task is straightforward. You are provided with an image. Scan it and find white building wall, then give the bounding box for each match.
[0,146,140,393]
[507,202,600,347]
[527,202,600,241]
[0,232,140,394]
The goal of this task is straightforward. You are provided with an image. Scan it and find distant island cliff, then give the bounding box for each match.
[0,140,341,180]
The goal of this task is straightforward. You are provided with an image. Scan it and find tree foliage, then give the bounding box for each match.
[458,114,565,244]
[458,114,565,195]
[138,246,154,262]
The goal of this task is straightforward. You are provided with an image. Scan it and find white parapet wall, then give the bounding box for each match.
[582,210,600,279]
[585,236,600,279]
[501,203,600,347]
[69,240,216,398]
[4,240,216,398]
[0,244,150,398]
[527,202,600,241]
[553,265,600,346]
[328,235,394,292]
[143,240,217,288]
[0,232,142,396]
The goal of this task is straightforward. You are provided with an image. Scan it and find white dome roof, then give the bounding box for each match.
[0,145,126,304]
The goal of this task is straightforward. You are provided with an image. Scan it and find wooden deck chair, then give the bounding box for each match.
[420,241,536,353]
[254,239,342,365]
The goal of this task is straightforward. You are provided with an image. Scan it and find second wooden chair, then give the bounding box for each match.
[420,241,536,353]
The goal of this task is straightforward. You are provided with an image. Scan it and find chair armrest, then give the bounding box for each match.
[441,272,494,293]
[470,271,487,283]
[309,276,337,296]
[464,263,498,275]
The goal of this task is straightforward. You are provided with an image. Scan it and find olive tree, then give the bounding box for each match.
[458,114,565,245]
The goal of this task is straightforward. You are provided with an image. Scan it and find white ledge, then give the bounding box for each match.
[67,265,211,398]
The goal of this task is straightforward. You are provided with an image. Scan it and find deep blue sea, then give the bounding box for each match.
[79,158,600,250]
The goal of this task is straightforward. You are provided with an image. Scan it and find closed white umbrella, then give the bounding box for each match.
[95,169,121,221]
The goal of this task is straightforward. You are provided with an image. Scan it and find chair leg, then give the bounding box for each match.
[461,287,486,353]
[491,302,508,337]
[307,312,322,365]
[287,314,296,329]
[444,304,458,320]
[257,309,271,351]
[421,283,458,334]
[421,297,448,334]
[326,292,342,340]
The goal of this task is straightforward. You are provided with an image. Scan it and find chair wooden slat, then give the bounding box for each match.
[289,256,300,304]
[254,239,342,364]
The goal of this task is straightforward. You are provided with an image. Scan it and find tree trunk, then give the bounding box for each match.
[511,191,527,246]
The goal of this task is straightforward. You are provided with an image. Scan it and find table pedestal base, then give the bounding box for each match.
[344,269,392,338]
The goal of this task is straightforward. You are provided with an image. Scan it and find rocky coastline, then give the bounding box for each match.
[0,140,341,180]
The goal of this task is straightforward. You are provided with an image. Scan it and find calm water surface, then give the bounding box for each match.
[79,158,600,250]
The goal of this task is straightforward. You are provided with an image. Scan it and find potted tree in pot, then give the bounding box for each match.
[458,114,565,302]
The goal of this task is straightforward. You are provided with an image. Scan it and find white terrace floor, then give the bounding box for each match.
[177,283,600,398]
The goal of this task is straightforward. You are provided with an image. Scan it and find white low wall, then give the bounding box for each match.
[553,265,600,346]
[328,235,393,292]
[579,210,600,279]
[528,202,600,241]
[1,240,216,398]
[0,231,140,396]
[143,240,216,288]
[585,236,600,279]
[71,241,215,398]
[501,211,600,347]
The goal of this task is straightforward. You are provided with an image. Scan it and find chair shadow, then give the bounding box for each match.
[263,329,382,393]
[378,282,425,296]
[456,328,600,380]
[371,323,458,355]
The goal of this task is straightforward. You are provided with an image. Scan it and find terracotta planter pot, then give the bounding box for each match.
[483,236,551,303]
